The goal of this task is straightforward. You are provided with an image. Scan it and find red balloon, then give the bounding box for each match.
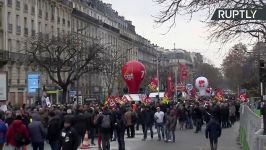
[122,60,146,94]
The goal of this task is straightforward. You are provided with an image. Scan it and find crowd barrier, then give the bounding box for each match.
[240,104,263,150]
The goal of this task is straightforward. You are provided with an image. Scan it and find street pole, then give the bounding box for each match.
[157,56,160,101]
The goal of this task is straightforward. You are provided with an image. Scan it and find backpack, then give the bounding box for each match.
[101,114,111,129]
[14,130,30,147]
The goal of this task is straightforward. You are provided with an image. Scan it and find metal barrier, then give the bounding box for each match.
[240,104,262,150]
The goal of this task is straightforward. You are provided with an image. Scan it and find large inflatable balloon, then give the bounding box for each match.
[195,77,209,96]
[122,60,146,94]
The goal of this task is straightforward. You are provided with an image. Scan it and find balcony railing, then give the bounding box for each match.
[0,50,27,62]
[16,26,21,35]
[8,24,12,33]
[24,28,28,36]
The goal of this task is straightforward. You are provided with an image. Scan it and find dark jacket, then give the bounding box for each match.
[47,116,62,142]
[205,118,222,139]
[166,115,177,131]
[73,113,87,137]
[28,114,46,143]
[60,127,80,150]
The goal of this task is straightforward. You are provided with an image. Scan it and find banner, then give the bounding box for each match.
[140,95,152,106]
[180,64,188,83]
[214,88,224,101]
[163,73,175,103]
[0,72,7,101]
[148,74,158,92]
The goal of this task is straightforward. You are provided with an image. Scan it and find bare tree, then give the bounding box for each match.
[154,0,266,43]
[101,47,125,96]
[26,32,108,103]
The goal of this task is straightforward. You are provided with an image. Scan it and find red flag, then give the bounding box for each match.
[215,88,224,101]
[148,74,158,92]
[180,64,188,83]
[164,73,175,99]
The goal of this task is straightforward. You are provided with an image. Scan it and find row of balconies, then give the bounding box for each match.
[0,50,26,62]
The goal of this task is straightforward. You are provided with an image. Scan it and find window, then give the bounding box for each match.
[16,0,20,10]
[24,17,28,36]
[7,0,12,7]
[38,9,42,18]
[24,4,28,13]
[38,22,41,33]
[16,15,20,27]
[8,39,12,51]
[57,17,60,24]
[7,12,11,24]
[67,20,70,27]
[16,40,20,51]
[31,20,34,30]
[57,28,60,36]
[45,24,47,33]
[16,15,21,34]
[31,6,35,15]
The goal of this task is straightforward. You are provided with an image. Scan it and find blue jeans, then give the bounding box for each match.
[156,123,164,140]
[49,140,60,150]
[166,129,175,142]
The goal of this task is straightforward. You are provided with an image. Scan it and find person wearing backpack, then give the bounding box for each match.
[97,107,114,150]
[28,113,46,150]
[6,114,30,150]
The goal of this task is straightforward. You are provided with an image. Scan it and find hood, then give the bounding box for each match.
[32,113,41,121]
[12,120,24,128]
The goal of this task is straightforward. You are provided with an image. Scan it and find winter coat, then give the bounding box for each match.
[28,114,46,143]
[124,111,134,126]
[0,120,7,144]
[205,118,222,140]
[96,110,114,134]
[139,110,149,125]
[60,127,80,150]
[47,116,62,142]
[7,120,30,147]
[73,113,87,137]
[166,115,177,131]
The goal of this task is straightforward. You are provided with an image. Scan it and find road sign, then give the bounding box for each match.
[69,91,77,97]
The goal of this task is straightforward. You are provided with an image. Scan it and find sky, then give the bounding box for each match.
[101,0,237,67]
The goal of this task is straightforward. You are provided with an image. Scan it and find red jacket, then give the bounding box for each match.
[7,120,30,147]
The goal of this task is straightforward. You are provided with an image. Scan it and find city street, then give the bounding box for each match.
[5,122,241,150]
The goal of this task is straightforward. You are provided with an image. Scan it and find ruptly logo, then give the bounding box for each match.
[211,8,266,20]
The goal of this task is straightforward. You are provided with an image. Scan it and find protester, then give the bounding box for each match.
[205,117,222,150]
[28,113,46,150]
[154,107,165,141]
[47,111,62,150]
[60,118,80,150]
[165,110,177,143]
[7,114,30,150]
[124,108,135,138]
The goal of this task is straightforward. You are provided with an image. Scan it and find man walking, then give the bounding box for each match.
[205,117,222,150]
[154,107,165,141]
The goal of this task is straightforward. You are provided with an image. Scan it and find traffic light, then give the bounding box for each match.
[260,60,266,81]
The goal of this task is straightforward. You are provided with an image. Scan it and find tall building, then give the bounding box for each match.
[0,0,164,105]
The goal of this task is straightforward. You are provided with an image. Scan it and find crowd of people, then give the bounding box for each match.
[0,99,241,150]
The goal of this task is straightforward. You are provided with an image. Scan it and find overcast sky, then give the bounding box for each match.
[101,0,238,67]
